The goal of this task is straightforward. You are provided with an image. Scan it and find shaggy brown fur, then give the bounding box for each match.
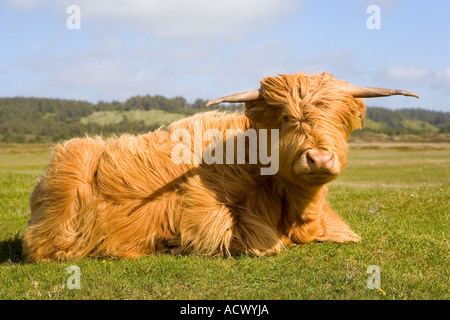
[23,71,366,261]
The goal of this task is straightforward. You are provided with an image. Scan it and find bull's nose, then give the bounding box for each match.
[306,149,335,172]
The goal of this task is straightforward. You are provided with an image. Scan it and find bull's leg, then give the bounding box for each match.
[179,199,234,255]
[179,175,284,256]
[230,208,286,256]
[179,205,285,256]
[315,207,361,242]
[286,213,324,244]
[286,205,360,244]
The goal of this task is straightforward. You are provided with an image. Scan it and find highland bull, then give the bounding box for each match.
[22,71,418,261]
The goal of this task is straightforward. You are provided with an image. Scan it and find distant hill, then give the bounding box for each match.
[0,96,449,143]
[80,109,185,127]
[362,107,450,135]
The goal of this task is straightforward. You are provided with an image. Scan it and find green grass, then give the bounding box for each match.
[0,142,448,300]
[361,118,385,132]
[80,109,185,127]
[363,118,440,133]
[400,119,440,133]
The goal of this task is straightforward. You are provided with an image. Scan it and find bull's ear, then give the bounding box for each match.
[244,73,303,127]
[354,98,366,130]
[244,99,283,127]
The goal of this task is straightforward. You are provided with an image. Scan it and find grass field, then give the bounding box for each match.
[0,141,448,300]
[80,109,185,126]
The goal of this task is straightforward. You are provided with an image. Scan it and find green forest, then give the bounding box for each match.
[0,96,449,143]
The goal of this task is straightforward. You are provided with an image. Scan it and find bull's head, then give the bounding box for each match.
[206,72,418,185]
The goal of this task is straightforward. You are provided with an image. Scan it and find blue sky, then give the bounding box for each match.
[0,0,449,111]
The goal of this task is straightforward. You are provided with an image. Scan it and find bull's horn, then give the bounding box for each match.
[344,84,419,99]
[205,83,419,107]
[206,89,263,107]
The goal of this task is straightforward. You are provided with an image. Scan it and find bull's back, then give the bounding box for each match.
[23,126,199,260]
[24,137,106,261]
[23,111,251,260]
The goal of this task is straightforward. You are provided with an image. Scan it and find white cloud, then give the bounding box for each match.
[47,51,214,102]
[215,41,292,78]
[2,0,48,10]
[14,0,299,42]
[431,67,450,91]
[3,0,302,41]
[82,0,299,40]
[51,58,139,88]
[359,0,405,13]
[299,50,361,79]
[381,65,430,85]
[1,0,306,102]
[176,40,295,99]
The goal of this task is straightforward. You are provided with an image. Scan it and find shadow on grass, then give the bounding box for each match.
[0,233,26,264]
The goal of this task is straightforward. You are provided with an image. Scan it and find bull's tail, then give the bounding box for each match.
[22,137,105,261]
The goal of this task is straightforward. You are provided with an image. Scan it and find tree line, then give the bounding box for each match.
[0,96,448,143]
[364,107,450,135]
[0,96,242,143]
